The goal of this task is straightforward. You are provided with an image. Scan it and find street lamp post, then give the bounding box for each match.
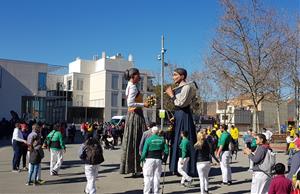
[160,35,166,131]
[61,83,68,123]
[65,88,68,122]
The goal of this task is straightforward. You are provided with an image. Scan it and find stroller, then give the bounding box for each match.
[102,131,114,150]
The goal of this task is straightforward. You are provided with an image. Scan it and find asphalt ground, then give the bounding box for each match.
[0,139,288,194]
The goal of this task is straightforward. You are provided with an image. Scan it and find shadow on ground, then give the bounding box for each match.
[227,189,251,194]
[113,189,143,194]
[100,164,120,174]
[209,166,249,177]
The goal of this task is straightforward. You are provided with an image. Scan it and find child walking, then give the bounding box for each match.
[79,137,104,194]
[268,163,292,194]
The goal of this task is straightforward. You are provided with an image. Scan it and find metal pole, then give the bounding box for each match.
[161,35,165,131]
[295,82,300,133]
[65,85,68,122]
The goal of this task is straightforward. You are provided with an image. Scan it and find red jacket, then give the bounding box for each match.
[268,175,292,194]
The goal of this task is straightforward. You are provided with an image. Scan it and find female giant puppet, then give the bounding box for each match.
[165,68,197,176]
[120,68,149,176]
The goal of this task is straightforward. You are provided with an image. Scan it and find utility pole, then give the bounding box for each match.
[160,35,166,131]
[62,82,68,123]
[65,88,68,122]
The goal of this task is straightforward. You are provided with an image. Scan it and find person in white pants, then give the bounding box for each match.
[50,149,64,175]
[178,157,192,184]
[140,126,169,194]
[79,137,104,194]
[194,131,211,194]
[220,151,232,184]
[84,165,99,194]
[244,133,271,194]
[177,131,193,186]
[45,125,66,176]
[143,158,162,194]
[217,124,232,185]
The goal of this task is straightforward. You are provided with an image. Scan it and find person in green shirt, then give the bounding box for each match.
[177,131,193,187]
[141,126,168,194]
[217,124,232,185]
[46,124,66,176]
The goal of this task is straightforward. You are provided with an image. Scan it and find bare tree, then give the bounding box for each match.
[206,0,290,132]
[286,20,300,129]
[268,38,291,134]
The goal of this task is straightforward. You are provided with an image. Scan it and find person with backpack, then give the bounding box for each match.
[26,137,44,186]
[268,163,292,194]
[27,124,45,184]
[45,124,66,176]
[79,137,104,194]
[244,133,274,194]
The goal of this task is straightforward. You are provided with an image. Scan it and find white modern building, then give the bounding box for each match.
[48,52,156,123]
[0,54,156,124]
[0,58,48,120]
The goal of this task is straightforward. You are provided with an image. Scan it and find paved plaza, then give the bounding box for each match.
[0,139,288,194]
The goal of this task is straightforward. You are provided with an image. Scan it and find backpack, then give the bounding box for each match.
[258,148,276,176]
[85,143,104,165]
[29,147,44,164]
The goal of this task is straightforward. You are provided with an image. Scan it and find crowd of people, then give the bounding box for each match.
[4,67,300,194]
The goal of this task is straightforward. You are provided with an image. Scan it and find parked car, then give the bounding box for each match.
[110,115,126,126]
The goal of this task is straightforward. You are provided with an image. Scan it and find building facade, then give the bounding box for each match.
[0,54,156,124]
[0,59,48,121]
[207,95,289,131]
[48,52,156,123]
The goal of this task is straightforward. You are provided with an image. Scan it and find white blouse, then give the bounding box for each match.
[173,81,195,108]
[126,81,144,107]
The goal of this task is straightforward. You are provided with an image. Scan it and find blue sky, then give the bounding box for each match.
[0,0,299,75]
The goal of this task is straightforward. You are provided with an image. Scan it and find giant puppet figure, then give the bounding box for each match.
[120,68,149,176]
[165,68,197,176]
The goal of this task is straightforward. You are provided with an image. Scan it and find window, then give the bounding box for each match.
[121,93,127,107]
[56,82,63,91]
[222,115,228,120]
[111,92,118,107]
[147,77,154,92]
[38,72,47,91]
[111,109,118,117]
[76,78,83,90]
[112,74,119,90]
[121,110,127,116]
[137,76,144,91]
[76,95,83,106]
[67,80,72,90]
[122,76,127,90]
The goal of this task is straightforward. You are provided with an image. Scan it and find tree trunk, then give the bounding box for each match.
[252,107,260,133]
[252,108,257,133]
[276,103,281,134]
